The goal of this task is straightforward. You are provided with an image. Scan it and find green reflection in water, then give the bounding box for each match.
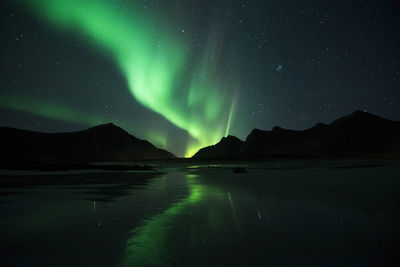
[121,173,229,266]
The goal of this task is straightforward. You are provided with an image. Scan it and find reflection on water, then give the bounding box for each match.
[1,164,400,266]
[122,173,226,265]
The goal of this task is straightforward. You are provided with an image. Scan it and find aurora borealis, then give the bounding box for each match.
[6,0,238,156]
[1,0,400,156]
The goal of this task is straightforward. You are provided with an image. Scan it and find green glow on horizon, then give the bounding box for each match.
[0,95,102,126]
[24,0,237,157]
[146,131,167,149]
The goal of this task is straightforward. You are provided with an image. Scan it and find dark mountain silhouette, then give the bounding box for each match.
[193,111,400,158]
[193,135,244,159]
[0,123,175,162]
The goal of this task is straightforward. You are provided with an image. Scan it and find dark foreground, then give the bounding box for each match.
[0,160,399,266]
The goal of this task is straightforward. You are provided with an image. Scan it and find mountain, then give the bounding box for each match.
[193,135,244,159]
[193,111,400,158]
[0,123,175,162]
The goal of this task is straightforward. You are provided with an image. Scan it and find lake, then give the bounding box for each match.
[1,160,399,266]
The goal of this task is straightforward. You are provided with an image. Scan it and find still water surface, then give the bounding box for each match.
[1,163,399,266]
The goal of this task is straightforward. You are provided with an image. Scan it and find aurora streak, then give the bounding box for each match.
[24,0,237,156]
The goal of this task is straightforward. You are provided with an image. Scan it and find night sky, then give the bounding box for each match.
[1,0,399,157]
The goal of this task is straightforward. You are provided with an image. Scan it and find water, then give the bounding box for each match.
[1,162,400,266]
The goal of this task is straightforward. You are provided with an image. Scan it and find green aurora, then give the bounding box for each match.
[18,0,238,157]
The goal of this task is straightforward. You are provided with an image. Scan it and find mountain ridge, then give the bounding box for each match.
[0,123,175,162]
[193,111,400,158]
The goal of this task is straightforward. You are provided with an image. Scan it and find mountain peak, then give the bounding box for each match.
[331,110,388,128]
[350,110,374,118]
[272,126,284,132]
[221,135,242,142]
[88,123,125,133]
[95,123,118,128]
[193,134,244,158]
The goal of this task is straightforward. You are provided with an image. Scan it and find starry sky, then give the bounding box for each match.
[1,0,399,157]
